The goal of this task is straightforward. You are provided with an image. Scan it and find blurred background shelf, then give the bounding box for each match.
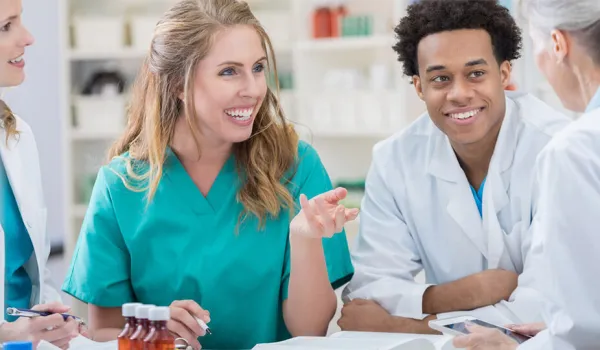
[71,130,121,141]
[68,48,148,61]
[295,35,395,51]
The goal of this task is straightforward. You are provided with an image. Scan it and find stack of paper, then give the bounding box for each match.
[253,331,457,350]
[38,336,118,350]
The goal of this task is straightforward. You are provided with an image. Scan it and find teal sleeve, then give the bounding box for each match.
[61,167,135,307]
[281,141,354,299]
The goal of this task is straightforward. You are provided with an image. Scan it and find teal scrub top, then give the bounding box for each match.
[62,141,354,349]
[470,178,486,217]
[586,87,600,112]
[0,159,33,322]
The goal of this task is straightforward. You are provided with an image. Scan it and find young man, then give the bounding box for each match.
[340,0,570,334]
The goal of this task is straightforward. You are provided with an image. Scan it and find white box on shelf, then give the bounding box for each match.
[72,15,126,51]
[74,95,126,134]
[130,15,160,51]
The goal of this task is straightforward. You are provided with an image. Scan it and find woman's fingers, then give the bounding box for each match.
[507,322,546,336]
[29,314,66,334]
[53,336,73,350]
[32,302,71,314]
[315,196,334,236]
[322,187,347,204]
[175,300,210,322]
[333,206,346,233]
[296,191,361,238]
[169,305,205,337]
[452,333,480,348]
[167,319,202,350]
[40,322,76,344]
[345,208,359,221]
[300,194,322,233]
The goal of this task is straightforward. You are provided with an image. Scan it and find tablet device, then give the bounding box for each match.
[428,316,532,344]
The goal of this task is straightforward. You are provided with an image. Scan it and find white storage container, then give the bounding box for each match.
[74,95,126,133]
[72,16,126,51]
[130,15,160,51]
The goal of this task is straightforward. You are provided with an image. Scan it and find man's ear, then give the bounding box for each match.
[499,60,512,89]
[412,75,424,100]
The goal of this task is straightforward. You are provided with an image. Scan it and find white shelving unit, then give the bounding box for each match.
[58,0,564,318]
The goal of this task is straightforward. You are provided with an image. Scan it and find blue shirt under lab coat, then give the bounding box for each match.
[0,158,33,321]
[471,178,487,217]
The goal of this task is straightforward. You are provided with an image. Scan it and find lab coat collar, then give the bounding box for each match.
[427,91,519,182]
[0,118,28,220]
[585,86,600,113]
[0,118,37,249]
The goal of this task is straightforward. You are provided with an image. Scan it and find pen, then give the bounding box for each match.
[6,307,86,325]
[195,317,212,335]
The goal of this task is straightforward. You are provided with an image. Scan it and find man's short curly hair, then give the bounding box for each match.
[393,0,523,78]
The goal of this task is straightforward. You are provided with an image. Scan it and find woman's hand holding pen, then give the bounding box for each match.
[0,302,78,349]
[290,187,359,239]
[168,300,210,350]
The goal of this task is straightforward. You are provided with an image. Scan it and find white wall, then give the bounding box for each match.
[4,0,66,245]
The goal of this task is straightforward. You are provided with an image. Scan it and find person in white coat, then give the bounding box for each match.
[0,0,80,348]
[453,0,600,349]
[339,0,571,334]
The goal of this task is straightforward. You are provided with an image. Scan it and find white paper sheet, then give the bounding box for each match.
[252,335,436,350]
[252,332,458,350]
[37,336,117,350]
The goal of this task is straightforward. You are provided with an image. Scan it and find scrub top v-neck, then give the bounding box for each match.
[164,147,236,216]
[62,141,354,349]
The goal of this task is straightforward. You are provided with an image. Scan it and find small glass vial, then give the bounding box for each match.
[130,304,156,350]
[143,307,175,350]
[118,303,142,350]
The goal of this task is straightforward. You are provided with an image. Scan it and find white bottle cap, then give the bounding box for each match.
[135,305,156,319]
[122,303,142,317]
[148,307,170,321]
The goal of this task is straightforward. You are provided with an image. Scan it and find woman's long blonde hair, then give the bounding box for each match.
[0,99,19,145]
[108,0,299,227]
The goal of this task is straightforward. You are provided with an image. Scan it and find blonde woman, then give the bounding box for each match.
[0,0,81,348]
[62,0,357,349]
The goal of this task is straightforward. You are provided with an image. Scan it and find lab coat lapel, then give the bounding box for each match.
[482,96,519,269]
[0,123,42,278]
[0,126,34,231]
[428,128,488,257]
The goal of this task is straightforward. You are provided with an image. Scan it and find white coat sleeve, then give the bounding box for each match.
[343,150,433,320]
[30,126,62,305]
[517,143,600,350]
[435,247,546,327]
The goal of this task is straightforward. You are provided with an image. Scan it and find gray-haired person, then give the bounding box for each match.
[454,0,600,349]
